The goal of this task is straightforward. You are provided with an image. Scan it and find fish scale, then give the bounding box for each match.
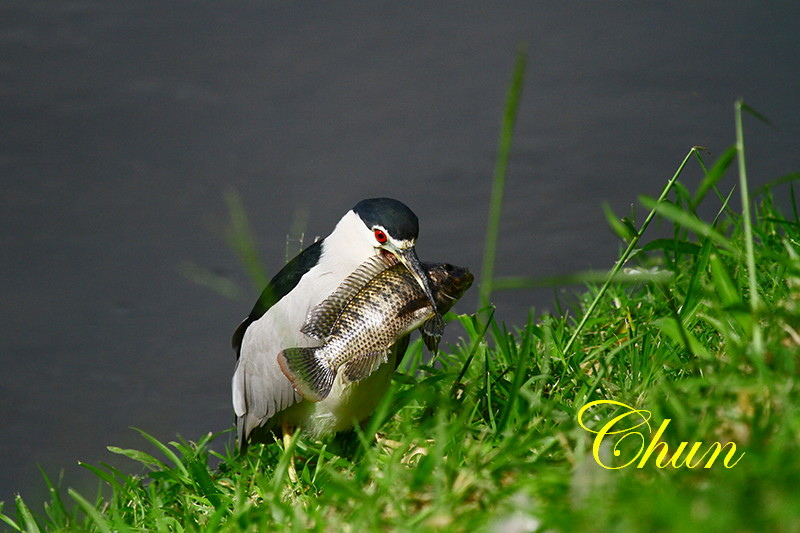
[299,257,429,382]
[278,255,473,402]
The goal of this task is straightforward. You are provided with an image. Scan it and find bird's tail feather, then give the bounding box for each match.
[278,347,335,402]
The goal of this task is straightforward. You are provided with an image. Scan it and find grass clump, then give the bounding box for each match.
[3,60,800,531]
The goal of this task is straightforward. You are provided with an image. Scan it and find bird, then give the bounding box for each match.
[231,197,441,451]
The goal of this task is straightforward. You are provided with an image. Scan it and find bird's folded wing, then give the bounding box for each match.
[233,351,301,442]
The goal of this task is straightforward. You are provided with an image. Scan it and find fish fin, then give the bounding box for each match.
[341,350,390,383]
[300,309,336,340]
[421,314,445,354]
[301,255,396,338]
[277,347,335,402]
[395,296,430,318]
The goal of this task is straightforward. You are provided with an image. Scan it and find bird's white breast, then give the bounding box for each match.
[233,209,390,435]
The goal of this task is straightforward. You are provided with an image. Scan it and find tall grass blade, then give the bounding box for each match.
[496,321,533,433]
[691,145,736,209]
[37,467,68,526]
[179,261,242,300]
[107,446,165,471]
[11,495,38,533]
[641,197,735,252]
[0,509,21,532]
[451,307,495,398]
[602,202,638,242]
[224,188,269,290]
[272,430,301,490]
[562,147,698,357]
[735,99,763,355]
[68,488,113,533]
[752,172,800,196]
[132,428,190,478]
[78,461,124,491]
[479,47,527,307]
[739,101,773,127]
[492,268,673,290]
[680,187,735,321]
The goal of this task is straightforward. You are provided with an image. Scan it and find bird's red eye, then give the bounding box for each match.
[374,229,388,243]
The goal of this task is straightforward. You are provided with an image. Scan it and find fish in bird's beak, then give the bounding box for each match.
[381,243,446,338]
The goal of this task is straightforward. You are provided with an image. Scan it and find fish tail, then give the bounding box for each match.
[277,347,335,402]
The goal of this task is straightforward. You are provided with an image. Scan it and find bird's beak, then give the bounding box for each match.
[384,245,439,315]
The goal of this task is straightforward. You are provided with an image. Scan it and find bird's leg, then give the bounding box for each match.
[281,421,299,483]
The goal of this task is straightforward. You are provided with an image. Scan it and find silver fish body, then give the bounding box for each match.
[277,255,473,402]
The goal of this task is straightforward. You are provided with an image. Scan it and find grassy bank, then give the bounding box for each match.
[3,70,800,532]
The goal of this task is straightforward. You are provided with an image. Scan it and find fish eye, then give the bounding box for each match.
[374,229,388,244]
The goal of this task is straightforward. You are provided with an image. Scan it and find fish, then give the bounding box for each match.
[277,255,473,402]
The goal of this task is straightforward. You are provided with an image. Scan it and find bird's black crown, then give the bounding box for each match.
[353,198,419,241]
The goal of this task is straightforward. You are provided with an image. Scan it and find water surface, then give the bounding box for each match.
[2,1,799,505]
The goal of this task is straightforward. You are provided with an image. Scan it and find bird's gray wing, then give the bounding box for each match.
[232,239,324,358]
[232,240,325,450]
[233,347,301,450]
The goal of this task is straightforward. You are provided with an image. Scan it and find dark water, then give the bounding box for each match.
[2,1,799,507]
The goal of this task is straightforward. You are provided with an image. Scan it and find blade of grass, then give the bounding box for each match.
[225,188,269,290]
[132,428,190,479]
[691,145,737,210]
[450,307,495,399]
[12,495,39,533]
[735,99,763,355]
[37,468,68,527]
[602,202,638,242]
[272,429,301,490]
[492,268,673,290]
[67,488,113,533]
[479,46,527,307]
[680,187,736,322]
[78,461,124,492]
[641,197,735,252]
[562,147,698,357]
[496,319,534,433]
[0,509,21,532]
[752,172,800,197]
[178,261,243,300]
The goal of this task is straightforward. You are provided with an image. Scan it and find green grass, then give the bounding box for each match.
[4,61,800,531]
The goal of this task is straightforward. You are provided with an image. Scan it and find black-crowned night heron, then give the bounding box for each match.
[232,198,440,451]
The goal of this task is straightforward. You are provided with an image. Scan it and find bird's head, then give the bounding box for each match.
[354,197,418,262]
[352,198,439,314]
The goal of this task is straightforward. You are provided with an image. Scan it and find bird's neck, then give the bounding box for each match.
[318,210,377,276]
